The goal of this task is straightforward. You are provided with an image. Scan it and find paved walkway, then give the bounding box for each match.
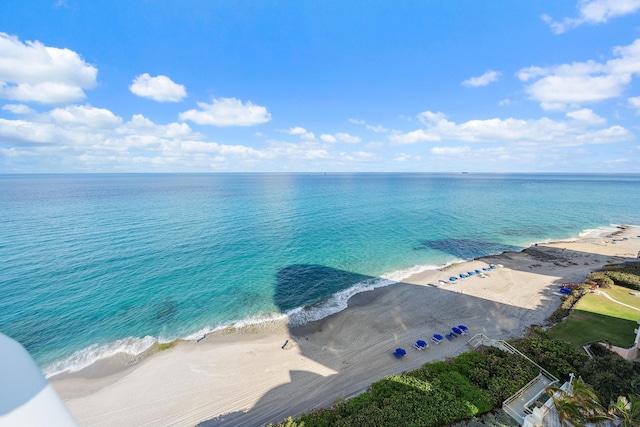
[597,290,640,312]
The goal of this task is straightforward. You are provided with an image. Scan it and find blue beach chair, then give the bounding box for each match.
[457,325,469,334]
[452,326,463,336]
[414,340,428,351]
[432,334,444,344]
[393,348,407,358]
[445,333,455,340]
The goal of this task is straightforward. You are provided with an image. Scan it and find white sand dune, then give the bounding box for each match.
[51,226,640,426]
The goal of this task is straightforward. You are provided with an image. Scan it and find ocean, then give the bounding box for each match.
[1,173,639,377]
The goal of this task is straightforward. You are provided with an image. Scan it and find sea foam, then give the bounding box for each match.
[286,263,450,325]
[44,336,157,378]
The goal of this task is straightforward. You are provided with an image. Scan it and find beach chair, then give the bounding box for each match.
[413,340,427,351]
[452,326,463,336]
[482,267,489,271]
[474,269,482,274]
[445,333,455,340]
[431,334,444,344]
[449,276,458,282]
[457,325,469,334]
[467,271,475,276]
[459,273,468,279]
[393,348,407,358]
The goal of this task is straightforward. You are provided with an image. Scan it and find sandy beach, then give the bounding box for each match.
[51,226,640,427]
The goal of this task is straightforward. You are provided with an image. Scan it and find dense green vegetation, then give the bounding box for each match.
[269,262,640,427]
[270,336,640,427]
[275,349,537,427]
[601,262,640,291]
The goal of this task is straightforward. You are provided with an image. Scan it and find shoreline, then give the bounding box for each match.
[51,225,640,426]
[44,224,632,380]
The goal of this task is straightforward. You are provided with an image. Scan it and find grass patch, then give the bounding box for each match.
[577,291,640,321]
[547,283,640,349]
[546,310,637,348]
[599,285,640,308]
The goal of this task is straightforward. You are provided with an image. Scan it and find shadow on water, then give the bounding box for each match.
[195,244,639,426]
[273,264,377,312]
[415,238,523,260]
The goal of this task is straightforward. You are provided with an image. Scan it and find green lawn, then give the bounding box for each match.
[600,286,640,309]
[547,285,640,349]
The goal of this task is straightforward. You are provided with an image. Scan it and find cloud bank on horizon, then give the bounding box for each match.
[0,0,639,173]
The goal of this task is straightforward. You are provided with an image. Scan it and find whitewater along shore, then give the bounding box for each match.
[51,226,640,426]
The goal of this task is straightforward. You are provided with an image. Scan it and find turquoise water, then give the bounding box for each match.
[1,173,639,376]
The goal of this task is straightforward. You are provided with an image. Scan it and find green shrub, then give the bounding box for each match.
[586,272,614,288]
[579,344,640,404]
[602,262,640,290]
[452,352,489,378]
[279,335,637,427]
[512,335,587,379]
[436,370,493,414]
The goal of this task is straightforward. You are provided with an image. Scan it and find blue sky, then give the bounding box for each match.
[1,0,639,173]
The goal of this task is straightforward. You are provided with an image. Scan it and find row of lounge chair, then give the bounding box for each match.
[393,325,469,358]
[447,265,498,284]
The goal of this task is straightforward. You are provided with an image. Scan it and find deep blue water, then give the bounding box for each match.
[1,173,639,375]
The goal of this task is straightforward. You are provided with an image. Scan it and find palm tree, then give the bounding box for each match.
[608,395,640,427]
[547,376,607,427]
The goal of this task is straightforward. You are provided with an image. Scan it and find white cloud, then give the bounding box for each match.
[2,106,386,171]
[499,99,511,107]
[0,118,60,144]
[179,97,271,127]
[0,32,97,104]
[129,74,187,102]
[603,158,630,166]
[462,70,501,87]
[320,134,337,143]
[518,39,640,110]
[124,114,200,139]
[542,0,640,34]
[282,126,315,141]
[319,132,361,143]
[266,140,331,160]
[417,111,448,124]
[389,109,631,147]
[0,106,272,172]
[335,133,360,144]
[431,146,471,156]
[629,96,640,112]
[2,104,35,114]
[389,129,441,144]
[339,151,376,162]
[565,108,606,124]
[285,126,307,135]
[50,105,122,128]
[348,118,388,133]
